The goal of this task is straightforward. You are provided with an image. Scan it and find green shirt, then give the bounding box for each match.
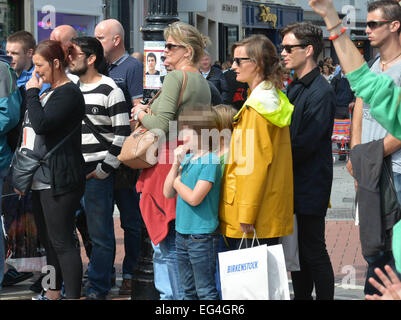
[141,70,211,135]
[346,63,401,140]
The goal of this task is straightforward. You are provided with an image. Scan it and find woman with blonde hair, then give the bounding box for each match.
[132,21,211,300]
[219,34,295,249]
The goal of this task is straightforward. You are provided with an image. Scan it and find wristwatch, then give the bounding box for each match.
[134,110,143,121]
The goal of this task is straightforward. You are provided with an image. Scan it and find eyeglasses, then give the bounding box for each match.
[164,43,186,50]
[366,20,393,29]
[280,44,309,54]
[233,57,251,66]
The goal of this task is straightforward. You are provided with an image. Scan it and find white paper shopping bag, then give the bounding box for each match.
[266,244,291,300]
[218,244,269,300]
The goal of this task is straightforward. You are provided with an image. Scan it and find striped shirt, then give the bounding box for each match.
[79,75,130,177]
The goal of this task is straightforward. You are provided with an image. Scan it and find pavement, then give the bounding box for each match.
[0,154,368,301]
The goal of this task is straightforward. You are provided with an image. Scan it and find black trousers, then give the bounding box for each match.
[32,186,84,299]
[291,214,334,300]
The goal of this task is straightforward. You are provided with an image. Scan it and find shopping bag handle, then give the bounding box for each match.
[238,230,261,249]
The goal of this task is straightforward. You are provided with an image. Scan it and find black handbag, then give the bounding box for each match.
[9,125,80,195]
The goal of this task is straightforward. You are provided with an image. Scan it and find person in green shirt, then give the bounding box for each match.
[309,0,401,300]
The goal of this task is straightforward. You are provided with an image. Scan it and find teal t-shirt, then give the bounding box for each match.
[176,152,221,235]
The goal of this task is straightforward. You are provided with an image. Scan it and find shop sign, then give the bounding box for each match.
[222,4,239,13]
[258,5,277,28]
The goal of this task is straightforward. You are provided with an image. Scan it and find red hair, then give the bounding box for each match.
[34,40,68,70]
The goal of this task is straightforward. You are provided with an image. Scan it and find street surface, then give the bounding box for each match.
[0,155,367,300]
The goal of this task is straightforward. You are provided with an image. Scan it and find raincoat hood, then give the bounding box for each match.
[234,81,294,128]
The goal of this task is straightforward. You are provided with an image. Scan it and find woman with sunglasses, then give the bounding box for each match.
[131,21,211,300]
[218,34,294,256]
[309,0,401,141]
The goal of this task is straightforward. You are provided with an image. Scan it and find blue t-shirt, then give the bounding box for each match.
[176,152,221,235]
[108,53,143,113]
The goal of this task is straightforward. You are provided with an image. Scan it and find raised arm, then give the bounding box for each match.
[309,0,365,74]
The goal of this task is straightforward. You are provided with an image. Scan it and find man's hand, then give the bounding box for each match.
[346,159,353,177]
[86,170,100,180]
[14,188,25,197]
[309,0,335,18]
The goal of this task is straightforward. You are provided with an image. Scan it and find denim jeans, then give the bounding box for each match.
[152,243,173,300]
[0,168,6,292]
[176,231,219,300]
[83,174,115,298]
[158,223,184,300]
[114,187,142,279]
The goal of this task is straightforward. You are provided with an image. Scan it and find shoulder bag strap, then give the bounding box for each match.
[83,115,112,150]
[41,123,81,162]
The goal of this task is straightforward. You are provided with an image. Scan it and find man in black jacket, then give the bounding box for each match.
[281,22,336,300]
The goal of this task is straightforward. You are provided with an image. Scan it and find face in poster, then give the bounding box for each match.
[144,41,167,90]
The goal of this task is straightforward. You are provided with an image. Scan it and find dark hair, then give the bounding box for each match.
[368,0,401,34]
[34,40,68,70]
[7,31,36,52]
[147,52,157,62]
[231,34,282,89]
[280,22,324,62]
[71,36,109,75]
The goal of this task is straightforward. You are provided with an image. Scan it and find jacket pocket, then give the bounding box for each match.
[223,186,235,205]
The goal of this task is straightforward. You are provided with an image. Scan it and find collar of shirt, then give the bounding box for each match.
[17,64,34,87]
[294,67,321,87]
[200,69,210,78]
[109,52,130,70]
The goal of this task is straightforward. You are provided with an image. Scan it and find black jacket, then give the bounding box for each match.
[287,67,336,216]
[222,69,248,111]
[26,83,86,196]
[351,140,401,256]
[205,66,228,96]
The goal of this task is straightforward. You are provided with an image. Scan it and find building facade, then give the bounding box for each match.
[242,0,303,49]
[179,0,242,64]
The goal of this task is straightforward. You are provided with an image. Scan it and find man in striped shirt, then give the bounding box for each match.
[69,37,130,300]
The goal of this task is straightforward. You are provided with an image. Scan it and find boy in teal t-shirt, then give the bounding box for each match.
[176,152,221,235]
[163,106,221,300]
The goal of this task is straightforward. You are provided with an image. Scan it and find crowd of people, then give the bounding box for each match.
[0,0,400,301]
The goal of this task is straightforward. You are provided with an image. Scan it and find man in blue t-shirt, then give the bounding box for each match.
[95,19,144,297]
[95,19,143,109]
[6,31,50,95]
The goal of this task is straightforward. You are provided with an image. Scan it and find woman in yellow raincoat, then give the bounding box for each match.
[219,34,294,248]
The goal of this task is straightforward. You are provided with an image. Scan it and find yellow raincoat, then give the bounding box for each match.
[219,81,294,239]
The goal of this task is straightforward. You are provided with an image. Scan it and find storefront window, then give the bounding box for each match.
[37,11,98,43]
[105,0,121,20]
[0,0,20,50]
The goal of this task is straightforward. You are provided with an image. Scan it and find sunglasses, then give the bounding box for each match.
[280,44,309,54]
[164,43,186,50]
[233,57,252,66]
[366,20,393,29]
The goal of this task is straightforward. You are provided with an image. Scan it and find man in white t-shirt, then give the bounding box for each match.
[347,0,401,296]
